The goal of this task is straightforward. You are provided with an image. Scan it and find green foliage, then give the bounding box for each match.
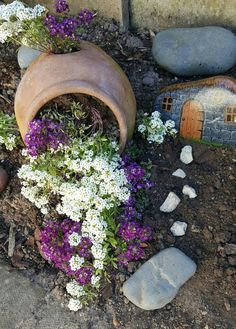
[0,111,20,150]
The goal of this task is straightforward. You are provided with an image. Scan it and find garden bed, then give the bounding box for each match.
[0,18,236,328]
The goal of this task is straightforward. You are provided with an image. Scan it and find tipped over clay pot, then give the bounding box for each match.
[14,41,136,152]
[0,167,8,193]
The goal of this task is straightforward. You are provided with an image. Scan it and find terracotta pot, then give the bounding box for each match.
[14,41,136,152]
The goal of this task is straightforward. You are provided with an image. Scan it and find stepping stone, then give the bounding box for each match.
[123,247,197,310]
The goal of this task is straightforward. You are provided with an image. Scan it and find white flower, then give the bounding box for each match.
[68,298,82,311]
[0,1,46,22]
[138,111,177,145]
[69,255,84,271]
[68,232,81,247]
[91,275,101,287]
[0,21,22,43]
[66,281,86,298]
[93,259,104,270]
[0,1,24,21]
[138,124,146,133]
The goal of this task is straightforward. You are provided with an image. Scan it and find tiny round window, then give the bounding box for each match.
[225,106,236,123]
[162,97,173,112]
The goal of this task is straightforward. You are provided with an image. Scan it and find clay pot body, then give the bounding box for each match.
[14,41,136,152]
[0,167,8,193]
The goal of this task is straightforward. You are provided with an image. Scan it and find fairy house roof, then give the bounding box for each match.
[160,76,236,94]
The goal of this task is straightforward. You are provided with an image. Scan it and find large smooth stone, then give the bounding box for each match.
[123,247,197,310]
[152,27,236,76]
[17,46,42,69]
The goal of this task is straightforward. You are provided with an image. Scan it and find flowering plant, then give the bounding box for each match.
[138,111,177,144]
[0,0,93,53]
[17,102,154,311]
[0,111,20,150]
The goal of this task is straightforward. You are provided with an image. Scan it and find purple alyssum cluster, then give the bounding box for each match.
[55,0,69,13]
[120,155,154,221]
[116,156,154,266]
[40,219,93,285]
[44,0,93,41]
[24,118,68,156]
[117,221,152,266]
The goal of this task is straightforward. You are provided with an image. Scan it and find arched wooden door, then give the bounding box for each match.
[180,100,204,140]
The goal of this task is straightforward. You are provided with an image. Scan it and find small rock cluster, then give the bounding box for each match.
[123,145,198,310]
[160,145,197,219]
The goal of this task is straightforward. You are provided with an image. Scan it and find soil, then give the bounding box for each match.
[0,18,236,329]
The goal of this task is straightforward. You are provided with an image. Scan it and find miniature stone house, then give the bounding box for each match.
[155,76,236,145]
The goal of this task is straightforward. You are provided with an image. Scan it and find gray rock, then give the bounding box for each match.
[180,145,193,164]
[172,168,186,178]
[142,76,155,86]
[224,243,236,255]
[123,247,197,310]
[170,221,188,236]
[17,45,42,69]
[160,192,181,212]
[126,36,144,49]
[182,185,197,198]
[152,27,236,76]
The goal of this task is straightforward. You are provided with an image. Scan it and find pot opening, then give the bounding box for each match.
[37,93,120,142]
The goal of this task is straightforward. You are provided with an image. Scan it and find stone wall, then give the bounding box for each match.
[130,0,236,31]
[3,0,129,28]
[3,0,236,31]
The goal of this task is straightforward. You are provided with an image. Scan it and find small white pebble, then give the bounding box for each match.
[172,169,186,179]
[182,185,197,198]
[180,146,193,164]
[160,192,181,213]
[170,221,188,236]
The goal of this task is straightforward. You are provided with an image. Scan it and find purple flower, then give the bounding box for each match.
[118,220,152,243]
[55,0,69,13]
[117,243,145,266]
[139,226,153,242]
[128,243,145,261]
[78,237,93,259]
[40,219,81,274]
[25,118,68,156]
[118,221,142,242]
[75,266,93,285]
[78,9,94,24]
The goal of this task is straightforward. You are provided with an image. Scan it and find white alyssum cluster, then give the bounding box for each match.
[18,140,130,289]
[69,255,85,271]
[68,298,83,312]
[18,164,62,214]
[0,1,46,21]
[138,111,177,144]
[0,1,46,43]
[18,138,130,310]
[66,276,101,311]
[0,134,17,151]
[68,232,81,246]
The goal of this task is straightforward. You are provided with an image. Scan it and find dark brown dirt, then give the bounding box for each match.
[0,19,236,329]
